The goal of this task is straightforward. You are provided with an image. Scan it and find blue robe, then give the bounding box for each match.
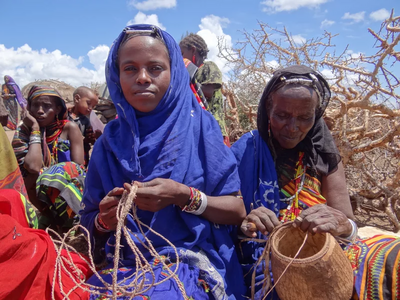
[81,24,245,299]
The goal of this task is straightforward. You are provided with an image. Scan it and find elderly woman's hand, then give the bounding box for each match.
[127,178,190,212]
[98,187,125,231]
[240,206,280,237]
[293,204,352,236]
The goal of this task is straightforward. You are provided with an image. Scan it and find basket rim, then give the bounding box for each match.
[271,226,330,264]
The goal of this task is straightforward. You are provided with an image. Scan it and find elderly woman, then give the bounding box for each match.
[231,65,400,299]
[12,86,85,230]
[81,25,246,299]
[232,65,400,300]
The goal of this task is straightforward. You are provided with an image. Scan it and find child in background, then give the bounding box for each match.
[68,86,101,167]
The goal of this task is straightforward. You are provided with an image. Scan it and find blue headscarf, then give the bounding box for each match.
[81,25,244,298]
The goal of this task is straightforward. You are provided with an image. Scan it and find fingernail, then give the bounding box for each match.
[292,223,297,228]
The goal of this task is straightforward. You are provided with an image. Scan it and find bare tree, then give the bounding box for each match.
[220,10,400,231]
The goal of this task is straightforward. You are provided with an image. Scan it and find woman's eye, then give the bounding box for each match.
[123,65,135,71]
[151,65,163,71]
[299,116,312,121]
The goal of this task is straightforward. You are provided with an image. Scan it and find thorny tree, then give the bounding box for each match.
[219,10,400,231]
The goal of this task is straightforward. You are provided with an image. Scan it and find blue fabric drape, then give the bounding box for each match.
[231,130,282,299]
[81,24,245,299]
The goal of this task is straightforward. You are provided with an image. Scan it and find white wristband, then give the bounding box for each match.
[191,192,208,215]
[338,218,357,243]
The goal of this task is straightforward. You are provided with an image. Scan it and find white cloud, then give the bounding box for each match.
[320,19,335,28]
[127,12,166,30]
[261,0,329,12]
[129,0,176,11]
[291,34,306,44]
[342,11,365,23]
[196,15,233,78]
[0,44,109,88]
[370,8,390,22]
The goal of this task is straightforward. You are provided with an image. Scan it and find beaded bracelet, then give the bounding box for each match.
[191,192,207,215]
[95,213,111,233]
[181,187,207,215]
[31,130,41,136]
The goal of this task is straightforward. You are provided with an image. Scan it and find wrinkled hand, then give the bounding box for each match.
[22,110,39,130]
[98,187,124,231]
[293,204,352,236]
[127,178,189,213]
[240,206,280,237]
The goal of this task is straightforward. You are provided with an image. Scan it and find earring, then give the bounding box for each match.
[56,114,60,126]
[268,120,271,138]
[192,55,196,65]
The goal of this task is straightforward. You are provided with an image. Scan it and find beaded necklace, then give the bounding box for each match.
[280,151,306,222]
[42,120,68,167]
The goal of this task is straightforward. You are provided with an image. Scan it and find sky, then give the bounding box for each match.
[0,0,397,89]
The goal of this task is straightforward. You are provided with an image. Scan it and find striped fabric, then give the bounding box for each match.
[279,166,327,221]
[345,235,400,300]
[36,161,85,230]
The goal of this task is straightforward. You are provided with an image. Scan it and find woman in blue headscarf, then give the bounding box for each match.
[81,24,246,299]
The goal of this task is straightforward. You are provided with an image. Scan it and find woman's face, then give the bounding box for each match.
[268,85,318,149]
[119,35,171,113]
[29,95,61,127]
[201,83,220,100]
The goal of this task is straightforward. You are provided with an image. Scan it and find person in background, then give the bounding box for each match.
[196,61,230,146]
[179,33,209,109]
[69,86,101,167]
[12,86,85,231]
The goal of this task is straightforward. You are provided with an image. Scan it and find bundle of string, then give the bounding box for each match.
[245,221,309,300]
[48,183,188,300]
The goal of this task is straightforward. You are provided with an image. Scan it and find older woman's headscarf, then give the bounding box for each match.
[13,86,69,169]
[257,65,341,175]
[27,85,67,120]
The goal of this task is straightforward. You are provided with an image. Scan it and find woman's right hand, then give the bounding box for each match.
[98,187,124,231]
[21,110,39,130]
[240,206,280,237]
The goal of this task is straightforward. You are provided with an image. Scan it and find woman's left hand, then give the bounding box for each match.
[293,204,352,236]
[124,179,190,212]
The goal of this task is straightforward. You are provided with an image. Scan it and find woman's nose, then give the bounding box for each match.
[37,106,44,114]
[136,68,151,84]
[287,117,298,132]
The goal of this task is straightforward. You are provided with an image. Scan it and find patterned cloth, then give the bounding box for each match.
[0,125,38,228]
[196,62,229,145]
[81,24,245,299]
[36,161,85,230]
[345,235,400,300]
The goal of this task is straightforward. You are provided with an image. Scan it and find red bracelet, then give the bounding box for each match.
[97,214,110,230]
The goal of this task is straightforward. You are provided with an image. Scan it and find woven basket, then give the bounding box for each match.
[270,226,353,300]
